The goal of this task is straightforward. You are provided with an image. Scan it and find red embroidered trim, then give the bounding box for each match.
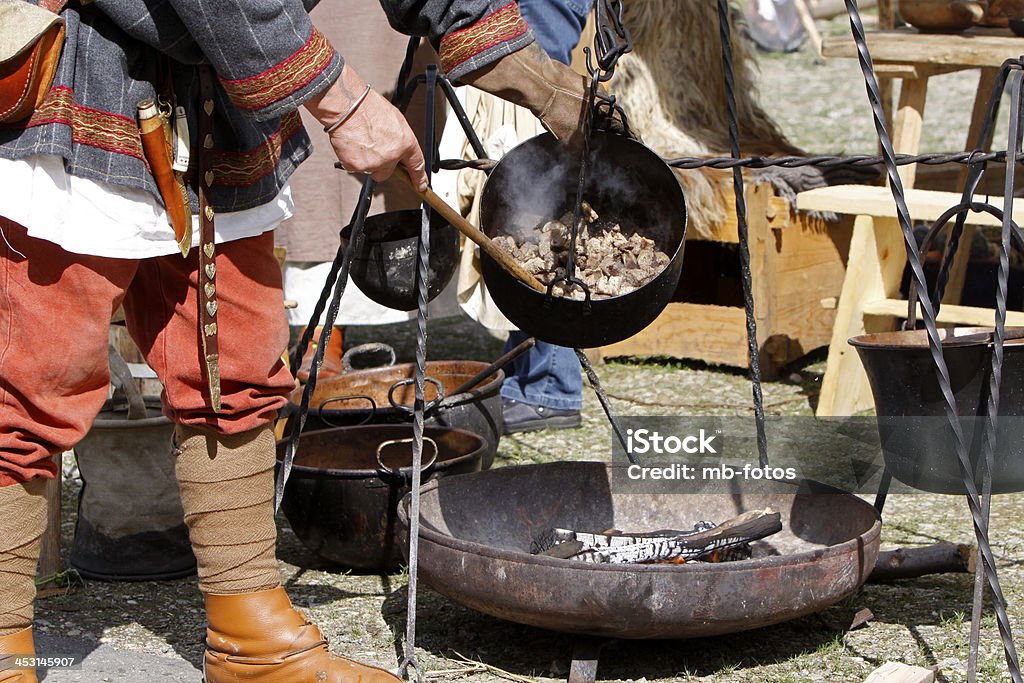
[10,86,144,159]
[439,3,529,75]
[219,28,335,112]
[211,111,303,187]
[5,88,305,190]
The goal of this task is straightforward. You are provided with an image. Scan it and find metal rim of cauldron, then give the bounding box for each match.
[286,361,504,422]
[849,326,1024,351]
[91,397,170,429]
[276,424,486,481]
[478,132,687,348]
[398,462,882,575]
[339,208,460,312]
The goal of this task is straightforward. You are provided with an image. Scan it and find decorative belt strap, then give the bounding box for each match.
[197,66,221,412]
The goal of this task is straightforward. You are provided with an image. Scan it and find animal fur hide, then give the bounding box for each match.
[609,0,814,238]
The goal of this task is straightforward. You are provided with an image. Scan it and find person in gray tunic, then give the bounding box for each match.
[0,1,590,681]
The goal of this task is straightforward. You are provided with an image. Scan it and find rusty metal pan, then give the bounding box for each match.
[398,461,880,639]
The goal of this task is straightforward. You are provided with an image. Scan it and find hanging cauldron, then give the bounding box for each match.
[478,132,687,348]
[340,209,460,311]
[851,327,1024,494]
[277,424,485,571]
[398,461,880,638]
[285,358,503,469]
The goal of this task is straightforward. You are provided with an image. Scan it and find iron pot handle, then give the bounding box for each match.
[387,377,445,415]
[316,395,377,427]
[341,342,397,373]
[375,436,439,479]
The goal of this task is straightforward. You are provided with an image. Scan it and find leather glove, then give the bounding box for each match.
[461,43,590,149]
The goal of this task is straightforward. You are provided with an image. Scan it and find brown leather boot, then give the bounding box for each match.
[203,586,400,682]
[295,326,344,383]
[0,627,37,683]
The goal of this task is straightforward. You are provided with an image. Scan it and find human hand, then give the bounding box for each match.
[304,65,428,191]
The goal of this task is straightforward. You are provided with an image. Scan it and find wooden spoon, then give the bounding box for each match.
[391,166,546,292]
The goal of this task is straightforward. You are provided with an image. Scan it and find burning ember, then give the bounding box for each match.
[530,508,782,564]
[492,201,671,299]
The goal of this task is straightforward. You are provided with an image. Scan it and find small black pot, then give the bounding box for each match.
[479,132,687,348]
[340,209,459,312]
[851,327,1024,494]
[277,424,485,571]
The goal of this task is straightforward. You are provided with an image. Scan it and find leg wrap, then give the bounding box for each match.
[174,425,280,595]
[0,480,47,637]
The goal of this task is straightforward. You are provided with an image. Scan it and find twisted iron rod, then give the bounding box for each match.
[718,0,769,468]
[844,1,1022,678]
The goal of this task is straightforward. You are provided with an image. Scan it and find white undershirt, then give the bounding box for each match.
[0,155,292,258]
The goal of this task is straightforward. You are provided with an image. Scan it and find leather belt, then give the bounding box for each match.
[196,66,221,412]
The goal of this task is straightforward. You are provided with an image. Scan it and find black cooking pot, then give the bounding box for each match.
[340,209,459,312]
[285,357,503,470]
[479,132,687,348]
[277,424,485,570]
[851,327,1024,494]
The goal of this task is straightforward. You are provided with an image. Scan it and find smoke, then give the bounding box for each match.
[481,133,686,254]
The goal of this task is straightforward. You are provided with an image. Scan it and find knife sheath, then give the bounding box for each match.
[138,99,191,256]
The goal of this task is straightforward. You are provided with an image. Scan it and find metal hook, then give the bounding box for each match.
[544,275,593,315]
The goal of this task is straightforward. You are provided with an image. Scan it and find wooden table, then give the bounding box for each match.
[804,27,1024,416]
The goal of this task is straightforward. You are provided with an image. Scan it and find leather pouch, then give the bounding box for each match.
[0,0,65,122]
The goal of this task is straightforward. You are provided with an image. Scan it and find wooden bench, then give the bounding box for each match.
[796,183,1024,416]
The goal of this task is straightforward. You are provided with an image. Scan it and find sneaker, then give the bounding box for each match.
[502,399,581,434]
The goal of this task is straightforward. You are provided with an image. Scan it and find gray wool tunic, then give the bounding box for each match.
[0,0,533,216]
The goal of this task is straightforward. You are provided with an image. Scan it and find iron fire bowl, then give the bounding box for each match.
[398,461,880,639]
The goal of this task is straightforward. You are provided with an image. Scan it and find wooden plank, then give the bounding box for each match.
[601,303,750,368]
[817,216,906,416]
[796,184,1024,227]
[878,0,896,150]
[944,66,1002,305]
[872,63,963,79]
[794,0,824,62]
[823,29,1022,68]
[863,661,936,683]
[892,76,928,187]
[765,216,853,363]
[710,195,792,243]
[863,298,1024,326]
[878,0,895,29]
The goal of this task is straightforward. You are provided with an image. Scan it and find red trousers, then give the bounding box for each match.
[0,218,294,486]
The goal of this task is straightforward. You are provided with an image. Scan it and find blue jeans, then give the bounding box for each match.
[500,331,583,410]
[518,0,594,65]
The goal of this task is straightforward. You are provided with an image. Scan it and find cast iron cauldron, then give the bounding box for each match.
[340,209,459,311]
[277,424,485,570]
[398,461,880,638]
[851,327,1024,494]
[479,132,687,348]
[285,359,503,470]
